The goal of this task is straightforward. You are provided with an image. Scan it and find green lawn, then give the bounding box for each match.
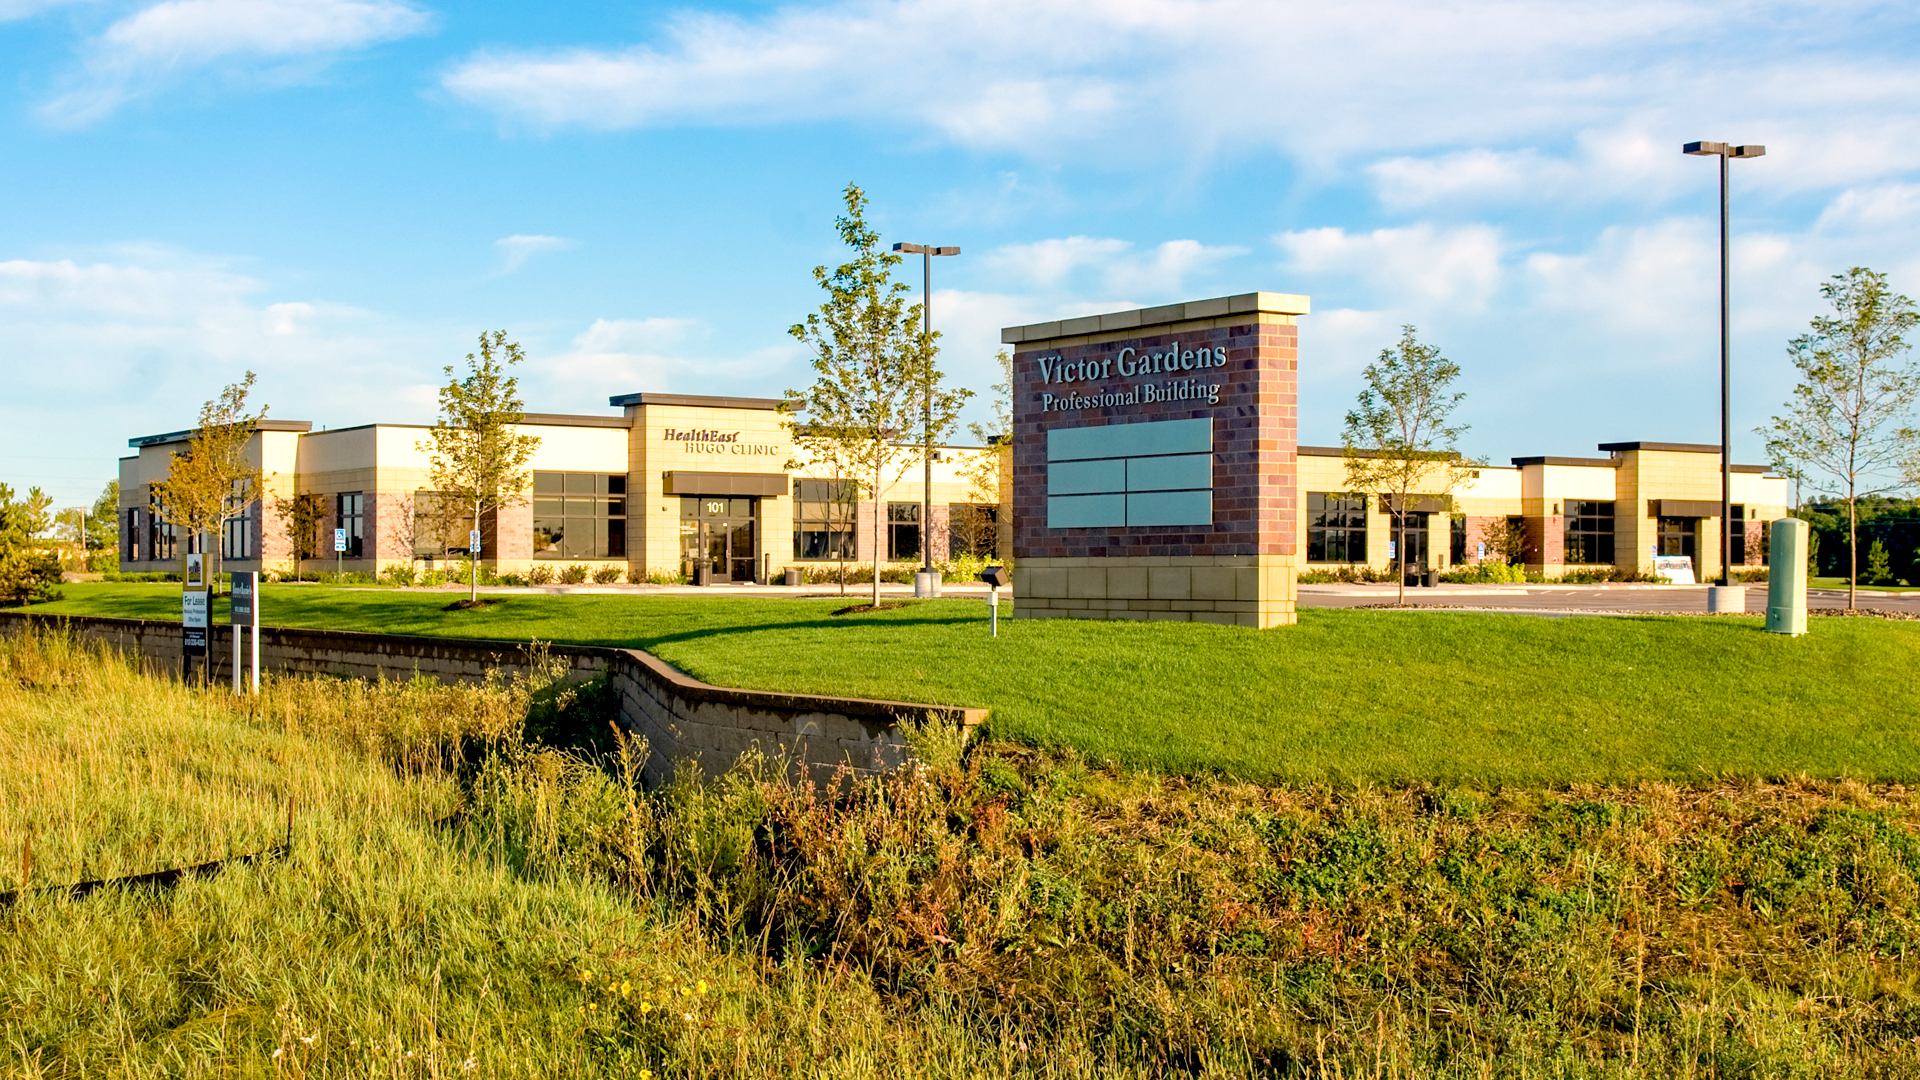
[30,582,1920,784]
[1811,576,1920,592]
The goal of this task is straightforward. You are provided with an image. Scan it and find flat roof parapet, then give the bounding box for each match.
[1511,455,1618,468]
[1596,440,1722,454]
[1001,292,1311,344]
[609,392,790,411]
[520,412,632,429]
[130,419,313,447]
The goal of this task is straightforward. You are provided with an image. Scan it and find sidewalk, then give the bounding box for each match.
[451,580,997,600]
[1299,581,1920,615]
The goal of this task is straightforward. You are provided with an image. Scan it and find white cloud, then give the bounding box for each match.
[41,0,432,125]
[493,234,573,274]
[1815,183,1920,234]
[532,317,799,402]
[0,249,442,484]
[439,0,1920,189]
[980,235,1242,298]
[1277,224,1504,312]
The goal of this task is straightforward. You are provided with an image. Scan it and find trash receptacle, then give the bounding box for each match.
[783,567,801,587]
[693,564,712,587]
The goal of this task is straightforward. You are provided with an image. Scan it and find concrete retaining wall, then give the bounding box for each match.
[0,612,985,784]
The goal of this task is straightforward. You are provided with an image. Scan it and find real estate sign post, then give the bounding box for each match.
[230,570,260,694]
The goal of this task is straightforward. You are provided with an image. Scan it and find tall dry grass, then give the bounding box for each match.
[9,625,1920,1077]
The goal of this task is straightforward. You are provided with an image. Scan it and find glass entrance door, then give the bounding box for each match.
[681,497,759,583]
[1658,516,1698,576]
[1391,512,1430,579]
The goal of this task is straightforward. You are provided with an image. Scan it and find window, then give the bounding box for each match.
[1390,512,1430,569]
[412,491,466,558]
[336,493,364,558]
[793,479,856,561]
[888,502,921,561]
[148,493,176,562]
[532,472,627,559]
[1563,500,1615,564]
[1306,492,1367,563]
[1658,516,1697,559]
[221,512,251,560]
[949,503,998,559]
[1731,504,1747,565]
[125,508,139,561]
[1450,515,1467,565]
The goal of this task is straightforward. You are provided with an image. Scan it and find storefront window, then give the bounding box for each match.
[1563,500,1615,564]
[221,514,251,560]
[1658,517,1698,560]
[793,479,855,560]
[887,502,921,561]
[148,493,176,562]
[949,503,997,558]
[412,491,467,558]
[1306,492,1367,563]
[335,492,364,557]
[533,472,627,559]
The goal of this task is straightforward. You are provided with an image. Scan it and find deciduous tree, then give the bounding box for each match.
[1342,326,1479,607]
[88,480,119,571]
[269,490,328,581]
[787,184,969,606]
[419,331,541,603]
[150,373,268,587]
[1761,267,1919,610]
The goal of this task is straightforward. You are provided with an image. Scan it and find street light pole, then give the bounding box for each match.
[892,241,960,598]
[1683,140,1765,597]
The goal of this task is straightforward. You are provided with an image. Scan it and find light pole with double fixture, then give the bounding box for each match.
[1683,139,1765,608]
[892,241,960,598]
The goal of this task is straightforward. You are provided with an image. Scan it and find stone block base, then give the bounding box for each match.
[1014,555,1298,628]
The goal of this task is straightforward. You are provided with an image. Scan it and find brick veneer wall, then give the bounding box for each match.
[1524,515,1565,570]
[1461,516,1502,563]
[1012,319,1298,560]
[0,612,982,785]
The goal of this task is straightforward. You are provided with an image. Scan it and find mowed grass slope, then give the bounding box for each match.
[35,583,1920,784]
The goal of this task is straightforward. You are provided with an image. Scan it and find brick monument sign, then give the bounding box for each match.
[1002,292,1309,628]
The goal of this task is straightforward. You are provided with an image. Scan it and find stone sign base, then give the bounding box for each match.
[1015,554,1298,628]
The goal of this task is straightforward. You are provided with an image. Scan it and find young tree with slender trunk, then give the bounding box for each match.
[269,490,328,581]
[787,183,969,608]
[150,372,268,590]
[1342,326,1479,607]
[1762,267,1919,611]
[419,331,541,604]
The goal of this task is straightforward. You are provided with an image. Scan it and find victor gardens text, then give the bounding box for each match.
[1033,342,1226,414]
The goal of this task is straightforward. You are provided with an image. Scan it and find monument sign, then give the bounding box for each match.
[1003,292,1309,628]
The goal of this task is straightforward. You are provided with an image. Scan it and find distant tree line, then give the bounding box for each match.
[1795,495,1920,586]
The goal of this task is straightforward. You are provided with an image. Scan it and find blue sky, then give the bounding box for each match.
[4,0,1920,509]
